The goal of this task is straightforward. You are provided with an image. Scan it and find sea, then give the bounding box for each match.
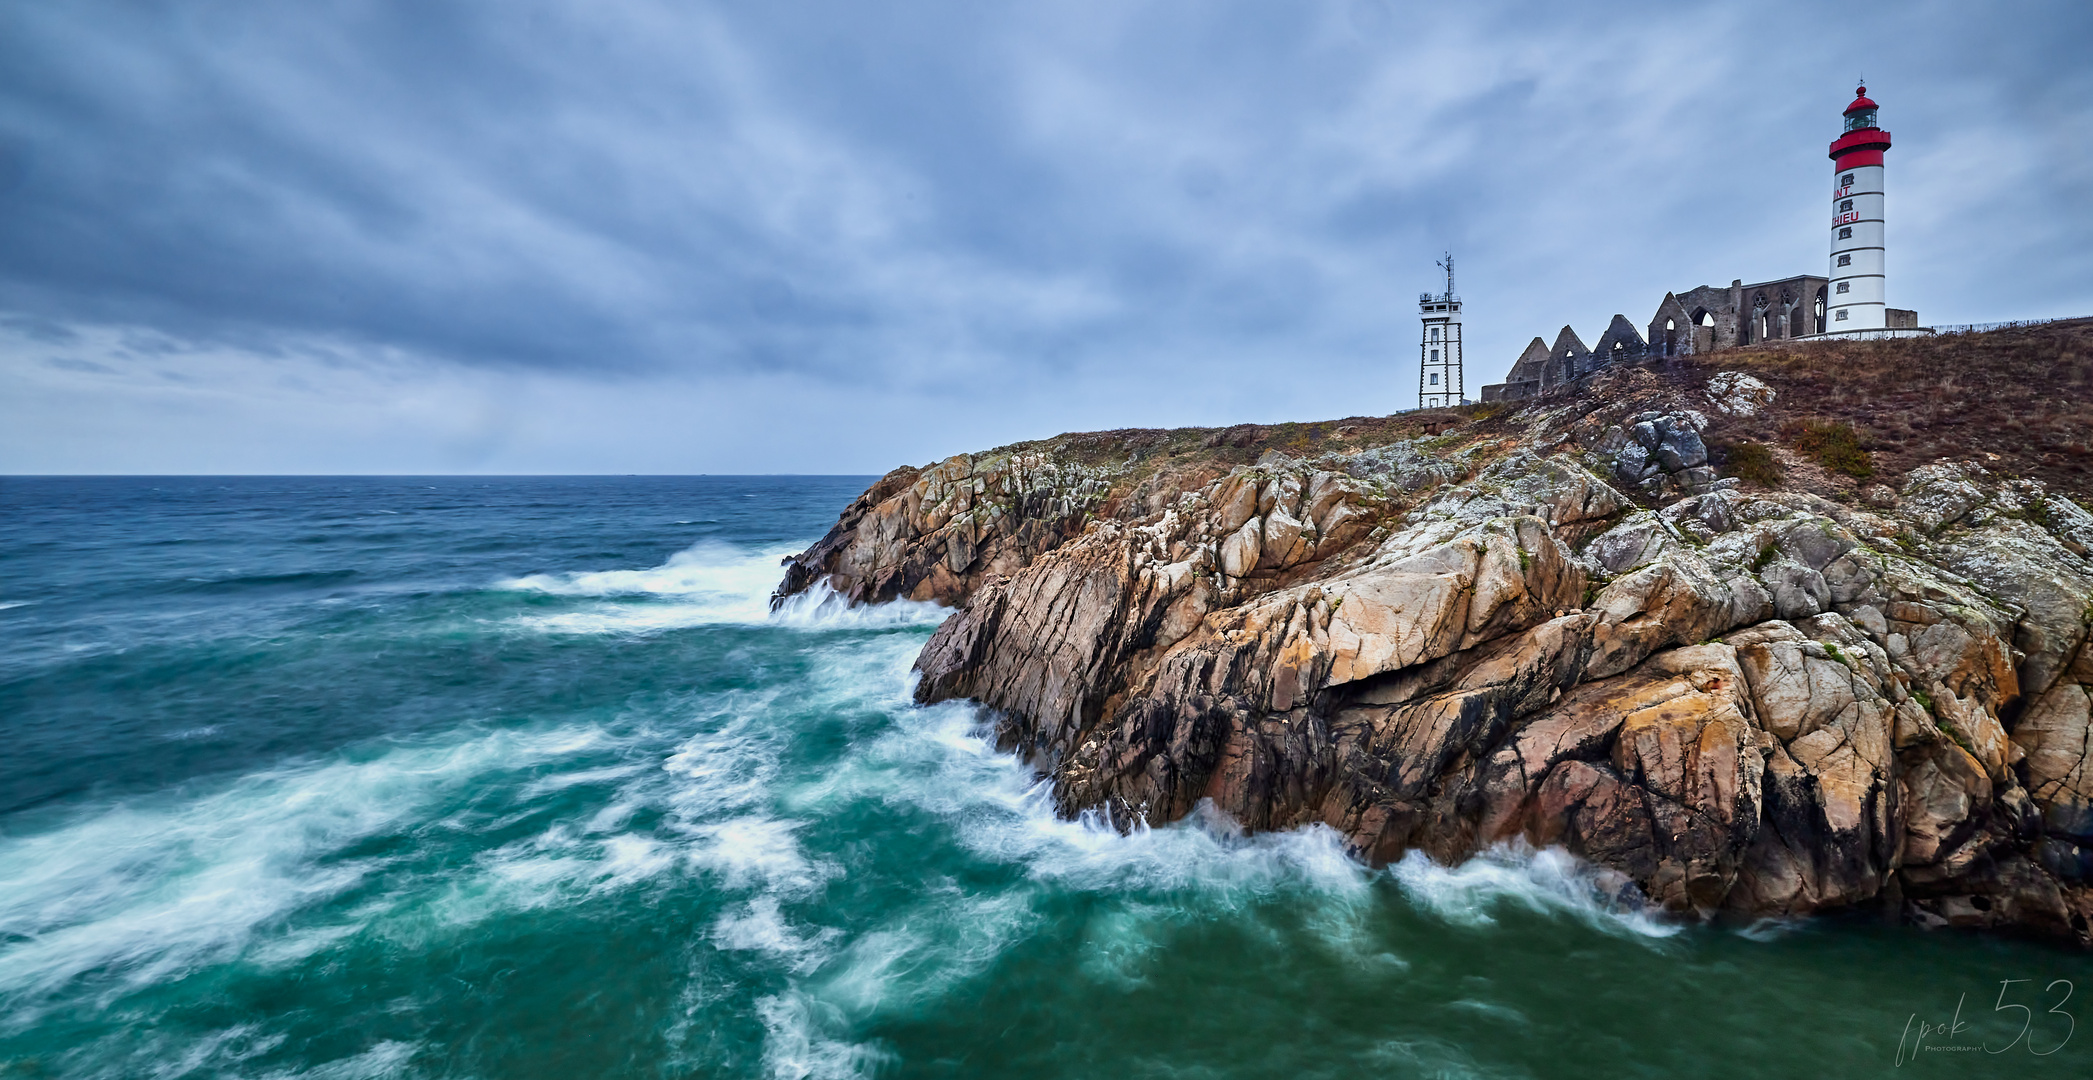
[0,476,2085,1079]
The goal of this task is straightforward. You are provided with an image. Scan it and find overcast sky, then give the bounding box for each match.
[2,0,2088,474]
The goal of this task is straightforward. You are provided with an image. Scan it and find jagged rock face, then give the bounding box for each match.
[772,451,1119,607]
[779,394,2093,943]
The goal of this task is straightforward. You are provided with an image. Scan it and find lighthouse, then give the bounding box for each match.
[1827,84,1892,331]
[1418,253,1462,408]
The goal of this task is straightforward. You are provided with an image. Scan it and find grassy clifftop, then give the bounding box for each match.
[1687,318,2093,499]
[965,318,2093,510]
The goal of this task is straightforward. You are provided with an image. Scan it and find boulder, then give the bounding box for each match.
[1220,518,1263,578]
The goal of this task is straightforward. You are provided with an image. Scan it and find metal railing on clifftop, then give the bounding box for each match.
[1930,316,2091,335]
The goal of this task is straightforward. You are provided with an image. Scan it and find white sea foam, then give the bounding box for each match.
[799,696,1374,904]
[1074,901,1172,988]
[1448,997,1531,1026]
[1390,842,1681,941]
[1359,1035,1499,1076]
[814,884,1040,1021]
[712,895,839,968]
[0,600,33,611]
[769,583,949,629]
[258,1040,422,1080]
[499,540,794,630]
[512,830,676,898]
[702,636,1405,1066]
[755,991,892,1080]
[513,604,740,636]
[661,689,791,817]
[811,679,1525,946]
[519,762,649,800]
[725,624,1684,1067]
[499,542,945,635]
[1733,916,1809,942]
[1,789,381,1004]
[683,815,832,896]
[100,1021,286,1080]
[499,539,772,598]
[791,700,1396,1010]
[0,724,643,1017]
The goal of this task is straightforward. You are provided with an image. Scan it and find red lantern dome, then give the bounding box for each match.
[1830,84,1889,165]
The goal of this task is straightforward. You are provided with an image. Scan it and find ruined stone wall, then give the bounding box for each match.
[1488,273,1846,399]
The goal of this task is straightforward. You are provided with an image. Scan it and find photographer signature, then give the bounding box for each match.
[1897,980,2075,1066]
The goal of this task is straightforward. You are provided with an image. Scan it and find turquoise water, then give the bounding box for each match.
[0,476,2086,1079]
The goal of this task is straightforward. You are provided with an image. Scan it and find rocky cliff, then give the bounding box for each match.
[775,323,2093,942]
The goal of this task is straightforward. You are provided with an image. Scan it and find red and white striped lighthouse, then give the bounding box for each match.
[1827,85,1892,331]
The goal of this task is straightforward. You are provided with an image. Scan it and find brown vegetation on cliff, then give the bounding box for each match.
[1688,318,2093,498]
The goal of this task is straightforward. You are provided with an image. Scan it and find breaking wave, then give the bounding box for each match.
[1390,843,1681,941]
[770,582,949,629]
[497,542,946,635]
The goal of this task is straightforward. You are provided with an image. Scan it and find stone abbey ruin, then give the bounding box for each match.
[1481,277,1921,402]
